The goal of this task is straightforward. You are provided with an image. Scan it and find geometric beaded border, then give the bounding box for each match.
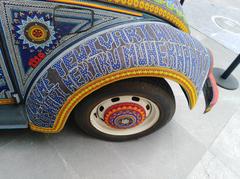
[105,0,190,33]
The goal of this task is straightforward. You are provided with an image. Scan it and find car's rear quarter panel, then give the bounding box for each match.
[0,0,215,132]
[26,21,212,132]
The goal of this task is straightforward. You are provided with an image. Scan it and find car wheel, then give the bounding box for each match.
[73,78,175,141]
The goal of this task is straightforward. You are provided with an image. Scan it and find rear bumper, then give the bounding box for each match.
[203,52,219,113]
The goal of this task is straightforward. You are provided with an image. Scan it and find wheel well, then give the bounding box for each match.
[30,67,197,133]
[72,77,191,117]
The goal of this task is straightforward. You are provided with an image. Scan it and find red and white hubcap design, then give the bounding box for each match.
[104,103,146,129]
[90,96,160,136]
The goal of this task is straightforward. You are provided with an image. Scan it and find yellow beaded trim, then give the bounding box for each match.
[30,67,197,133]
[104,0,189,33]
[50,0,143,17]
[0,98,16,105]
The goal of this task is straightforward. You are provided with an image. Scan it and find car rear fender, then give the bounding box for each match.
[25,21,214,133]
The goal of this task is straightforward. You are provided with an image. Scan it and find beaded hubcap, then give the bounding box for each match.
[104,103,146,129]
[90,96,160,136]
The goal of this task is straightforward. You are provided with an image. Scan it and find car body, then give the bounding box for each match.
[0,0,218,140]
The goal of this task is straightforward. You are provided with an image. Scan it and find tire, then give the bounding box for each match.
[73,78,176,141]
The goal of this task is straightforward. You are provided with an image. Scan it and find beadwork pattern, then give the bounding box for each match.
[0,66,8,99]
[26,22,211,132]
[0,50,15,100]
[104,103,146,129]
[98,0,189,33]
[0,0,137,95]
[0,1,212,132]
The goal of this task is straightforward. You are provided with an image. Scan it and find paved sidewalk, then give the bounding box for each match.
[184,0,240,53]
[0,1,239,179]
[183,0,240,178]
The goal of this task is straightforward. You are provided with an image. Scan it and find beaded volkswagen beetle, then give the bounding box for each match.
[0,0,218,141]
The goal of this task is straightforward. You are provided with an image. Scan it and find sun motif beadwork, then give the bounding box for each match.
[14,14,56,50]
[24,22,50,44]
[104,103,146,129]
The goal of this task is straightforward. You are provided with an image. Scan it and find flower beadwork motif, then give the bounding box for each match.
[14,13,57,50]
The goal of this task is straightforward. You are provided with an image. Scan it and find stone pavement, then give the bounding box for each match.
[0,0,239,178]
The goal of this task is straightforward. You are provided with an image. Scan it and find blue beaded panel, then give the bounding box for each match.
[0,67,9,98]
[0,0,138,96]
[26,21,211,128]
[0,50,13,99]
[98,0,186,25]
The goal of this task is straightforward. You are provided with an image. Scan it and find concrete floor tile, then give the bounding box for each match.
[0,133,74,179]
[184,0,240,53]
[189,28,208,42]
[174,93,239,147]
[122,121,204,179]
[210,110,240,177]
[45,126,136,179]
[0,130,27,148]
[45,120,205,179]
[169,78,240,148]
[187,152,239,179]
[208,0,240,7]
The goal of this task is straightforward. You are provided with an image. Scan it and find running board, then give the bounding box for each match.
[0,105,28,129]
